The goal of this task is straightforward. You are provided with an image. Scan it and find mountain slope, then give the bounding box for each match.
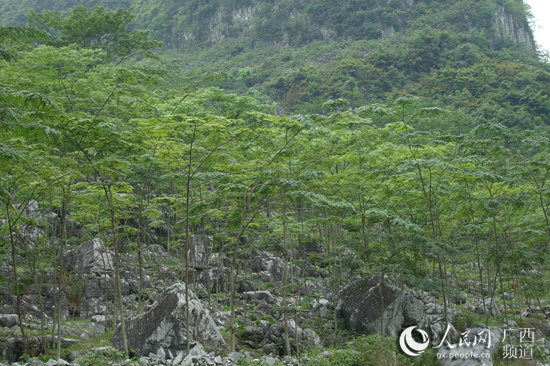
[1,0,549,130]
[1,0,536,50]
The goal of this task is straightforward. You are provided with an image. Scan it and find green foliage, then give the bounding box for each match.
[1,0,542,125]
[454,309,484,333]
[77,347,125,366]
[260,315,276,324]
[17,353,30,364]
[2,4,550,363]
[27,5,162,63]
[236,359,279,366]
[63,272,85,311]
[0,26,45,62]
[305,335,438,366]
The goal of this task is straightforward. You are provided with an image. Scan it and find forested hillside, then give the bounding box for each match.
[2,0,549,120]
[2,1,550,366]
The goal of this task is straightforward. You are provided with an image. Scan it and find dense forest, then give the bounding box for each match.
[1,1,550,366]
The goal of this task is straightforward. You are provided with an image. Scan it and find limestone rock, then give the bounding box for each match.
[63,238,113,276]
[403,294,424,326]
[113,282,225,356]
[0,337,24,363]
[0,315,19,328]
[493,5,535,51]
[240,326,265,346]
[241,291,276,304]
[80,297,107,320]
[483,298,500,316]
[468,298,500,317]
[263,319,320,355]
[250,250,301,283]
[27,284,69,321]
[312,299,330,318]
[211,311,231,328]
[336,276,424,337]
[0,336,46,363]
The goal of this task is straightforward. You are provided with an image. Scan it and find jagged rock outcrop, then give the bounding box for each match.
[0,336,78,364]
[312,299,330,318]
[493,5,535,51]
[336,276,424,337]
[188,236,212,269]
[64,238,114,276]
[0,314,19,328]
[26,284,69,321]
[250,250,301,284]
[242,290,277,305]
[0,337,31,363]
[466,298,501,317]
[63,238,115,319]
[63,239,144,319]
[113,283,225,357]
[263,319,321,355]
[142,0,418,48]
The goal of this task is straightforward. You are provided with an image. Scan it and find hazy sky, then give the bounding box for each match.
[525,0,550,52]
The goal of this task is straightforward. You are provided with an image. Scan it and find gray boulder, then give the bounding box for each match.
[211,311,231,327]
[241,291,276,304]
[113,282,225,356]
[0,336,44,363]
[468,298,500,317]
[180,344,207,365]
[263,319,320,355]
[260,355,279,365]
[250,250,301,283]
[80,298,107,319]
[403,295,424,326]
[312,299,330,318]
[0,337,24,363]
[188,236,212,269]
[483,298,500,316]
[17,225,45,250]
[63,239,119,319]
[63,238,113,276]
[336,276,424,337]
[0,314,19,328]
[241,326,266,346]
[201,267,229,293]
[418,314,459,346]
[65,350,92,362]
[236,279,257,293]
[27,284,69,321]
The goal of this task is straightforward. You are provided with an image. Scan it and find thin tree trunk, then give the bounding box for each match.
[379,272,385,337]
[281,188,291,356]
[138,241,144,314]
[6,199,28,353]
[104,185,129,358]
[438,259,449,329]
[498,268,509,325]
[23,233,46,355]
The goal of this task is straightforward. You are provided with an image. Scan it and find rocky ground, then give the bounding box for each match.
[1,237,550,366]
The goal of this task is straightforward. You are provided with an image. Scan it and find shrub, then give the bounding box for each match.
[305,334,438,366]
[454,309,483,333]
[261,315,276,324]
[77,347,125,366]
